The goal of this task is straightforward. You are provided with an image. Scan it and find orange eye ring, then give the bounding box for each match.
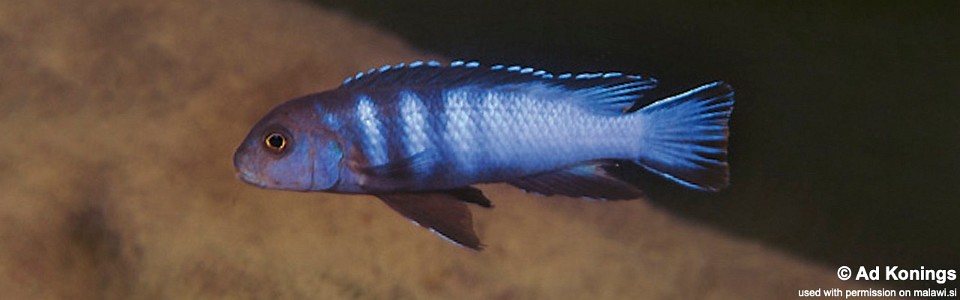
[263,132,287,152]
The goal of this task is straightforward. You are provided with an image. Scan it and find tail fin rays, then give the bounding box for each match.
[635,82,734,191]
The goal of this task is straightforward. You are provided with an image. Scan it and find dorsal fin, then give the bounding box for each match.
[339,60,658,109]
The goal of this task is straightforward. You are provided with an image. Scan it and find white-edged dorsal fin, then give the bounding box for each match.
[339,60,658,114]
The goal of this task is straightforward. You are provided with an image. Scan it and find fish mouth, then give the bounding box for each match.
[236,168,315,192]
[236,169,268,188]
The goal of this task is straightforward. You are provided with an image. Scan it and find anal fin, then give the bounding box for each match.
[508,161,644,200]
[377,188,491,250]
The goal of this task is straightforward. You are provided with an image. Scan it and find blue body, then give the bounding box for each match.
[233,60,734,249]
[323,81,642,193]
[234,60,733,195]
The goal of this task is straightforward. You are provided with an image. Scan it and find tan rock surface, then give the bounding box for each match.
[0,0,896,299]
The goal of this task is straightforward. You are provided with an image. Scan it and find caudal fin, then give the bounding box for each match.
[635,82,734,191]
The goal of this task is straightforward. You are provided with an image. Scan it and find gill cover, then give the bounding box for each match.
[312,137,342,190]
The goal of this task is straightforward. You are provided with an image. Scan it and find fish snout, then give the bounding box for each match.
[233,143,265,187]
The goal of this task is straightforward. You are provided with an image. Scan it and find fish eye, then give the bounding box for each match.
[263,132,287,152]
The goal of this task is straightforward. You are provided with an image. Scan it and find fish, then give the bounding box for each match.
[234,60,734,250]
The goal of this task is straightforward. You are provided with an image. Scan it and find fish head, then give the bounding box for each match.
[234,96,343,192]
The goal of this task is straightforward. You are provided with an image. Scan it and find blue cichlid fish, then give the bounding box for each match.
[234,60,734,250]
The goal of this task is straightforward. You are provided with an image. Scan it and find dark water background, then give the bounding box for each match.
[314,0,959,289]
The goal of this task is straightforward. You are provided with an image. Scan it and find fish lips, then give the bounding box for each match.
[233,144,270,188]
[235,167,268,188]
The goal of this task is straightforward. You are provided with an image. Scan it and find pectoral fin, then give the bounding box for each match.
[352,151,438,191]
[377,188,490,250]
[359,151,438,178]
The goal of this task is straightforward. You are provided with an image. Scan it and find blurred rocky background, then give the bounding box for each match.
[0,0,955,299]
